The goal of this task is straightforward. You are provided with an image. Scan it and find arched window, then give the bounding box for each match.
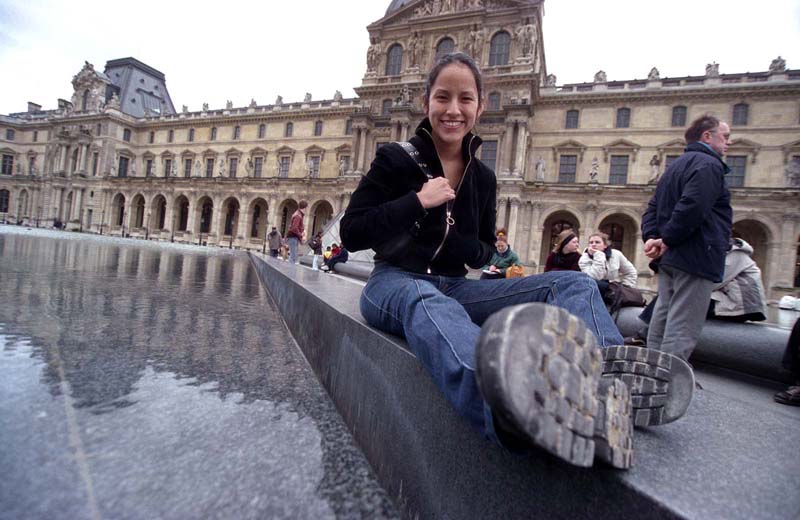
[487,92,501,111]
[671,106,687,127]
[386,44,403,76]
[285,122,293,137]
[258,124,266,139]
[314,120,323,136]
[565,109,579,129]
[733,103,749,126]
[82,90,89,111]
[435,38,455,61]
[616,107,631,128]
[382,99,393,116]
[489,31,511,66]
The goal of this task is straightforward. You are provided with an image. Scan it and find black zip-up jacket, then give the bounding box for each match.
[641,142,732,282]
[340,118,496,277]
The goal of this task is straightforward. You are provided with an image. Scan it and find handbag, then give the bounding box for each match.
[372,141,433,261]
[604,281,645,314]
[505,265,525,278]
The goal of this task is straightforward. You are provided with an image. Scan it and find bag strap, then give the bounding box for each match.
[396,141,434,179]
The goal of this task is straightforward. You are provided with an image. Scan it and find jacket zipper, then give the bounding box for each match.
[424,129,476,273]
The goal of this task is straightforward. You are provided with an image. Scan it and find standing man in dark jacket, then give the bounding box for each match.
[641,115,732,362]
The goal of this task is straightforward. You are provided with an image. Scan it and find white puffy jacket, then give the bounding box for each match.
[579,248,638,287]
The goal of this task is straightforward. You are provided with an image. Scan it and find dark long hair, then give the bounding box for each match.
[424,52,484,104]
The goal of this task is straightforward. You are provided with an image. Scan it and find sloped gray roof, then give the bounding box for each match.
[385,0,414,16]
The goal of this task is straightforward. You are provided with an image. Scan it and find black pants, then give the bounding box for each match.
[782,318,800,382]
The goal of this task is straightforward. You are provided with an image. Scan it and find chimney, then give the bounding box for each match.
[27,102,42,113]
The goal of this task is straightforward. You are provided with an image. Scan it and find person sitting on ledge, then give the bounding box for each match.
[579,231,638,299]
[321,243,348,272]
[544,229,581,272]
[480,230,519,280]
[340,52,694,470]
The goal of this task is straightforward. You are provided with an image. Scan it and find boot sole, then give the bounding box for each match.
[476,303,605,468]
[601,345,694,426]
[594,378,634,469]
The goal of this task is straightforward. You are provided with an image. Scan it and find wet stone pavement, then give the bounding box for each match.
[0,229,398,520]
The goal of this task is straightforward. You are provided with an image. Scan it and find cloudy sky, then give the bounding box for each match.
[0,0,798,115]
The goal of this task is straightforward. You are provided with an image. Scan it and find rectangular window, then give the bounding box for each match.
[184,158,192,177]
[308,156,320,178]
[123,128,131,142]
[314,121,323,136]
[29,156,36,175]
[229,157,238,178]
[233,126,241,140]
[33,130,38,142]
[258,124,266,139]
[727,155,746,187]
[665,154,680,169]
[206,158,214,178]
[188,128,195,142]
[254,156,263,178]
[558,154,577,183]
[565,110,579,129]
[92,152,98,176]
[210,127,217,141]
[345,119,353,135]
[2,154,13,175]
[168,129,174,143]
[146,159,153,176]
[480,140,498,171]
[279,156,290,178]
[149,131,154,144]
[671,106,687,127]
[5,129,15,141]
[119,156,129,177]
[165,159,172,177]
[732,104,749,126]
[616,108,631,128]
[609,155,629,184]
[96,123,102,136]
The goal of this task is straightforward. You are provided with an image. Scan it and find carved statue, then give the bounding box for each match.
[648,67,660,81]
[467,25,485,60]
[594,70,607,83]
[400,84,411,105]
[769,56,787,73]
[339,158,348,176]
[407,32,421,68]
[249,98,257,108]
[589,157,599,181]
[275,95,283,106]
[202,102,209,111]
[514,20,536,57]
[181,104,188,113]
[218,158,226,177]
[366,38,382,72]
[705,62,719,77]
[171,160,178,177]
[535,156,545,181]
[648,154,662,184]
[225,100,233,110]
[194,159,201,177]
[107,92,120,110]
[304,92,312,103]
[545,74,557,87]
[333,90,343,102]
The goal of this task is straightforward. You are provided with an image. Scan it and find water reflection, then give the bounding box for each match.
[0,231,397,519]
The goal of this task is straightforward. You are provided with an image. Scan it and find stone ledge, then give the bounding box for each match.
[250,254,800,520]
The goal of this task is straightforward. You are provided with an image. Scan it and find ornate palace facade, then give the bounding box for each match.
[1,0,799,296]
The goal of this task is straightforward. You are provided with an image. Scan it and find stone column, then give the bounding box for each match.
[186,199,198,237]
[507,198,521,245]
[59,145,68,173]
[210,197,223,240]
[73,189,84,222]
[773,215,797,291]
[528,202,543,269]
[496,197,508,231]
[357,128,369,173]
[513,122,528,176]
[76,146,84,174]
[501,123,515,175]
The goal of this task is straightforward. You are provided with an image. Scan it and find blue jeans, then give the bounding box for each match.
[360,263,624,446]
[288,237,299,263]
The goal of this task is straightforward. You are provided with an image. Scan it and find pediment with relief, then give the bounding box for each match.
[379,0,529,26]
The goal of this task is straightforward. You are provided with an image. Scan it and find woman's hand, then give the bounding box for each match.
[417,177,455,209]
[489,265,498,272]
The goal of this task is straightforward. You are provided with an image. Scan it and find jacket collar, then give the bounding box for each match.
[415,118,483,160]
[685,142,731,174]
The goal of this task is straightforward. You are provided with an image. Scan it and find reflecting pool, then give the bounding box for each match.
[0,228,397,520]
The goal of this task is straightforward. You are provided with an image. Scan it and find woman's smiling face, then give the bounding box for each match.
[423,62,484,151]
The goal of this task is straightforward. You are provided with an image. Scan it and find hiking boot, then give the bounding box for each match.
[476,303,632,469]
[594,377,634,468]
[773,385,800,406]
[601,345,694,426]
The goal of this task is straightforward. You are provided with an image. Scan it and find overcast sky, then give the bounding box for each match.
[1,0,798,116]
